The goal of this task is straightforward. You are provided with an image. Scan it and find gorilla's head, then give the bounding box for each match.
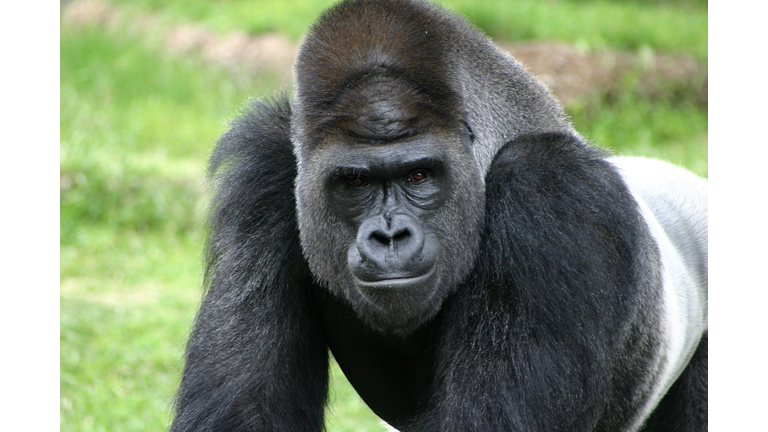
[293,72,485,334]
[290,0,489,334]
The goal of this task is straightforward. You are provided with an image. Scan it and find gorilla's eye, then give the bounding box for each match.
[407,170,429,183]
[347,177,369,187]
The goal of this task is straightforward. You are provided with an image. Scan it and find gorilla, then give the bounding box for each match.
[172,0,708,431]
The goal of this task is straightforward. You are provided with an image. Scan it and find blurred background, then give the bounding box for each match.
[60,0,707,430]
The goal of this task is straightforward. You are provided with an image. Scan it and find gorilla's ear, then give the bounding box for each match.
[291,0,577,173]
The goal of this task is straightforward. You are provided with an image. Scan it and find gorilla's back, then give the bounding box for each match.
[609,156,707,427]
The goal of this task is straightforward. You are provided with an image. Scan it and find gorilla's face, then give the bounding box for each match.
[295,130,485,334]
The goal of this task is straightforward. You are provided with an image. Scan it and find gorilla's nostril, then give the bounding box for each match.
[371,232,390,246]
[392,229,410,243]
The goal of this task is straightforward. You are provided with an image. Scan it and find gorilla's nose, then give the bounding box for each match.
[360,213,423,259]
[352,213,429,279]
[370,225,413,254]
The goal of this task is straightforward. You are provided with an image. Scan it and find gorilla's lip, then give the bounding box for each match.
[354,266,436,290]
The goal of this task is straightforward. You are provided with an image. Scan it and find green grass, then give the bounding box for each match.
[104,0,340,40]
[61,1,706,431]
[60,22,388,432]
[445,0,707,59]
[105,0,707,59]
[569,74,708,177]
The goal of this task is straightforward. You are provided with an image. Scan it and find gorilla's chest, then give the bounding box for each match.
[316,290,440,428]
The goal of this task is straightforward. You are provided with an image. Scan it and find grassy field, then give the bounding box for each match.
[60,0,707,431]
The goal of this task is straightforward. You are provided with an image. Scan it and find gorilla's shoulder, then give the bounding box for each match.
[208,96,294,178]
[204,97,301,283]
[479,132,647,286]
[486,132,621,202]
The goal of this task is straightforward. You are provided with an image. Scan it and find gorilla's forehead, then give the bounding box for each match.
[312,134,455,175]
[305,71,461,146]
[342,78,423,140]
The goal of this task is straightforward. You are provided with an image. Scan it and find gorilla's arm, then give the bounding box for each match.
[172,99,328,432]
[412,133,664,431]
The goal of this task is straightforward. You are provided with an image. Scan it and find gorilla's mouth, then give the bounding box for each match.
[353,265,436,290]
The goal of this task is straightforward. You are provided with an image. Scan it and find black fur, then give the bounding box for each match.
[409,133,665,431]
[173,99,329,431]
[173,1,707,430]
[639,334,708,432]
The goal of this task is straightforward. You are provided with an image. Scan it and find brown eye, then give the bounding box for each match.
[407,170,428,183]
[347,177,368,187]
